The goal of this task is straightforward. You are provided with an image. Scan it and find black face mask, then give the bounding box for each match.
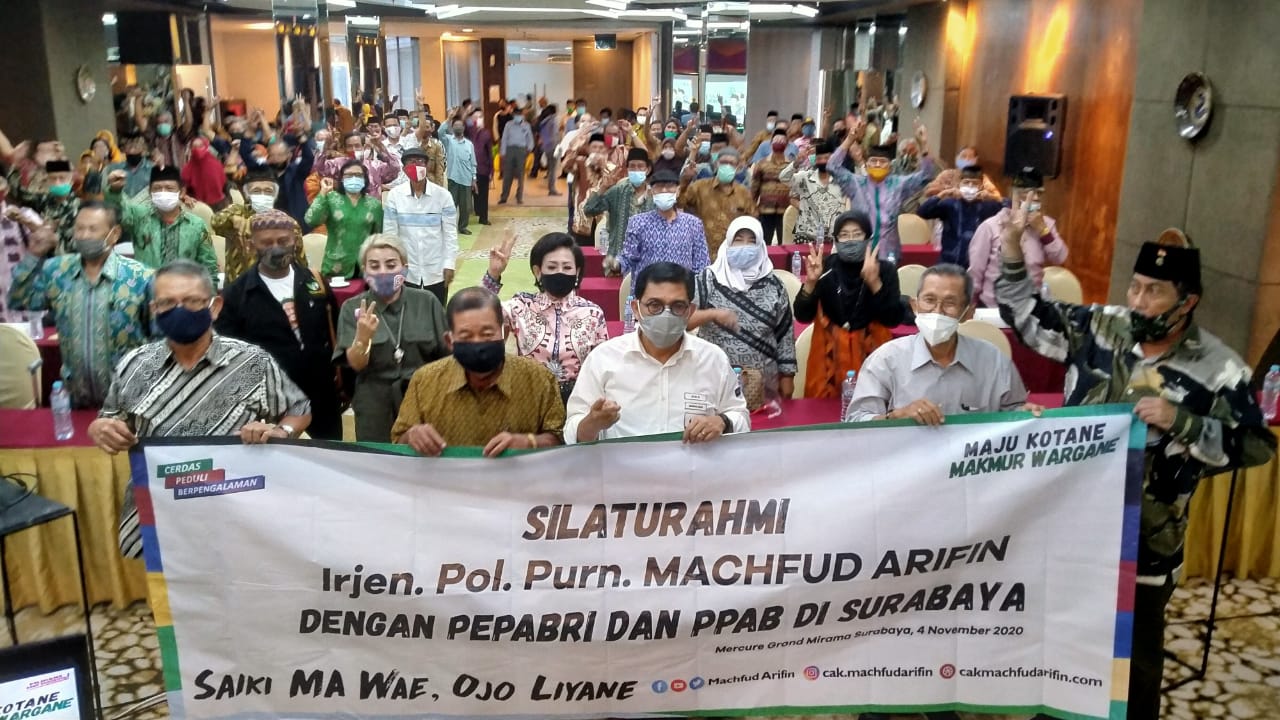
[1130,300,1186,343]
[126,153,143,167]
[453,340,505,374]
[258,246,292,273]
[539,272,577,298]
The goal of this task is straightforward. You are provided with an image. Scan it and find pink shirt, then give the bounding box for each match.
[967,207,1068,307]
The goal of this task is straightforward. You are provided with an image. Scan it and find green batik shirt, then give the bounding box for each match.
[8,252,153,407]
[211,203,256,285]
[995,259,1276,578]
[304,191,384,278]
[107,189,219,279]
[7,168,80,255]
[583,178,656,260]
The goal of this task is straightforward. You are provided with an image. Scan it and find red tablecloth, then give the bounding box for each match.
[766,244,814,273]
[582,247,605,277]
[330,278,367,308]
[890,323,1068,395]
[0,409,98,449]
[897,244,940,267]
[580,276,623,321]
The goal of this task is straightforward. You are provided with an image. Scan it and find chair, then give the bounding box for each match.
[302,233,327,273]
[898,213,931,246]
[229,188,245,207]
[792,324,813,399]
[773,268,802,305]
[189,201,214,226]
[897,263,927,298]
[617,273,632,321]
[212,234,227,273]
[958,319,1012,358]
[1043,266,1084,304]
[0,326,40,409]
[782,205,798,245]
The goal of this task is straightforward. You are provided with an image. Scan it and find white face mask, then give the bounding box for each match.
[915,312,960,346]
[249,193,276,213]
[653,192,678,211]
[314,140,326,154]
[660,148,676,160]
[959,185,979,201]
[151,191,180,212]
[385,126,402,139]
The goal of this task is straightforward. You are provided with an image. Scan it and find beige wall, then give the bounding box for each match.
[631,32,654,112]
[212,30,280,113]
[1112,0,1280,359]
[573,40,634,114]
[420,39,446,117]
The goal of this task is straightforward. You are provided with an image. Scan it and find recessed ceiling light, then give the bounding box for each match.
[102,12,117,25]
[245,21,276,30]
[461,27,474,32]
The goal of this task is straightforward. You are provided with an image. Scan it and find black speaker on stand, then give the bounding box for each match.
[1004,94,1067,179]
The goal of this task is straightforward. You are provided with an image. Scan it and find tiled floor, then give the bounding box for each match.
[8,578,1279,719]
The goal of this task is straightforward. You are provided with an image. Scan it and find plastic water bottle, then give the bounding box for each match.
[51,381,74,441]
[1041,278,1053,300]
[1263,365,1280,422]
[791,250,802,278]
[840,370,857,421]
[28,313,44,340]
[622,295,636,334]
[734,367,744,396]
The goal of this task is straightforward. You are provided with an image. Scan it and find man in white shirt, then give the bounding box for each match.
[845,263,1028,423]
[382,147,459,305]
[566,261,750,443]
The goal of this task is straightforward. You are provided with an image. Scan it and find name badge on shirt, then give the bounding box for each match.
[684,392,713,426]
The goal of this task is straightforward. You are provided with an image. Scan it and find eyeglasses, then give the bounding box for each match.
[639,299,691,317]
[154,297,212,313]
[915,295,967,315]
[866,158,891,168]
[836,231,866,241]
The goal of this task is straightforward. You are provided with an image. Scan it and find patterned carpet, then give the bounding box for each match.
[9,578,1279,719]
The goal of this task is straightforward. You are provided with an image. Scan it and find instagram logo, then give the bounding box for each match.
[939,664,956,679]
[803,666,820,681]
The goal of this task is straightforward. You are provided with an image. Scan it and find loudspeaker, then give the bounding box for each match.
[594,34,617,50]
[1004,94,1067,179]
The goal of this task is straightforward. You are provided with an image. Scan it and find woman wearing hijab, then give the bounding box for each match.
[793,210,905,398]
[483,229,610,403]
[94,130,123,163]
[180,136,228,208]
[689,215,798,399]
[651,136,682,178]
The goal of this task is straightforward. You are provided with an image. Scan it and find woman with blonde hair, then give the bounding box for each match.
[335,233,449,441]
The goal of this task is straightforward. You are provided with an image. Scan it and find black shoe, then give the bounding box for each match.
[516,199,524,204]
[498,199,508,204]
[479,220,492,225]
[459,228,472,235]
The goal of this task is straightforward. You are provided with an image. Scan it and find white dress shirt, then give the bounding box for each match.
[565,330,751,443]
[382,181,459,287]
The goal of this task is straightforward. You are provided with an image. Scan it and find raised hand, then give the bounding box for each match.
[488,224,517,279]
[860,242,882,291]
[803,243,823,290]
[319,176,335,195]
[354,298,380,345]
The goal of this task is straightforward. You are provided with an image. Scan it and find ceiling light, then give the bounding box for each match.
[673,28,700,36]
[741,3,819,18]
[899,26,908,35]
[461,27,474,32]
[327,0,356,7]
[102,12,117,25]
[347,15,381,25]
[406,2,435,10]
[684,18,702,28]
[437,5,614,19]
[705,1,748,12]
[706,20,747,30]
[619,8,686,20]
[586,0,628,10]
[245,21,277,30]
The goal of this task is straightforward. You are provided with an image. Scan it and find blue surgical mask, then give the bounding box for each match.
[716,164,736,184]
[699,141,711,156]
[342,176,366,194]
[726,245,760,270]
[801,125,816,137]
[653,192,678,211]
[628,170,647,187]
[156,123,173,137]
[955,154,976,170]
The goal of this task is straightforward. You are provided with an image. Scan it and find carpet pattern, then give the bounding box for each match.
[9,578,1280,719]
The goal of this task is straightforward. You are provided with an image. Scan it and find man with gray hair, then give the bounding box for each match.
[677,145,756,258]
[88,259,312,559]
[845,263,1028,423]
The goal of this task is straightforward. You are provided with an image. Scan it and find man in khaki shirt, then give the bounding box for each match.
[678,146,756,258]
[391,287,564,456]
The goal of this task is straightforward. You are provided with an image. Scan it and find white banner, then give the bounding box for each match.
[136,408,1141,720]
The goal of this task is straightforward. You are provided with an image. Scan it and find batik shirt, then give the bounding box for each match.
[7,170,80,255]
[109,190,219,279]
[583,178,656,259]
[304,191,384,278]
[8,252,153,407]
[779,165,847,242]
[996,259,1276,578]
[827,146,935,259]
[482,276,609,383]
